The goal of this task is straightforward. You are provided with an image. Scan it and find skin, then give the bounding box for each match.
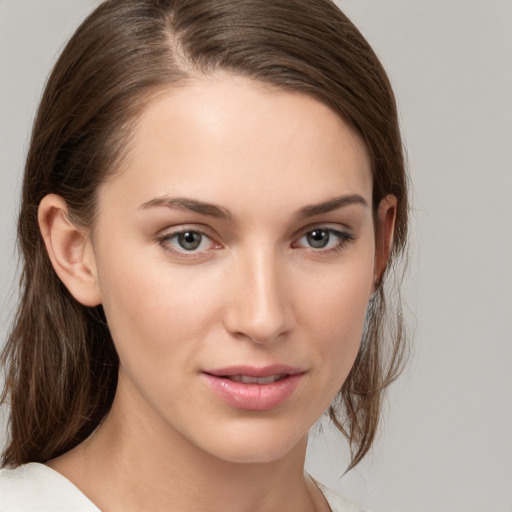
[39,75,396,512]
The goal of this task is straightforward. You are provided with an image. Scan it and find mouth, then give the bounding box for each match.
[202,365,305,411]
[218,374,288,385]
[204,364,303,378]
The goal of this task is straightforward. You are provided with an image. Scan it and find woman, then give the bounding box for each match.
[0,0,408,510]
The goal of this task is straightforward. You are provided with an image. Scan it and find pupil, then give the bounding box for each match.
[307,229,329,248]
[178,232,202,250]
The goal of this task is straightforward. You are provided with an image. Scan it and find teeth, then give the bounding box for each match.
[228,374,285,384]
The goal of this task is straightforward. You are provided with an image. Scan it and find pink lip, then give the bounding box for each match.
[202,365,305,411]
[205,365,303,378]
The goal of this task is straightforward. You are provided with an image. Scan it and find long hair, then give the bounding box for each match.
[1,0,408,470]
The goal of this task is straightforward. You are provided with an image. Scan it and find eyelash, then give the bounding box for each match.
[157,226,354,259]
[157,228,219,259]
[292,228,354,254]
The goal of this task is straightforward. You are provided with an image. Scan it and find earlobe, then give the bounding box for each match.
[374,194,397,289]
[38,194,102,307]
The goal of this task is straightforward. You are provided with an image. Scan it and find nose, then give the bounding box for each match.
[223,247,294,345]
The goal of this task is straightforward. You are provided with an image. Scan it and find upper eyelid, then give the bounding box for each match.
[292,222,353,240]
[157,224,219,241]
[294,227,352,242]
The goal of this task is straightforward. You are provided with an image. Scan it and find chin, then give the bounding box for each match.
[192,420,310,465]
[211,442,300,465]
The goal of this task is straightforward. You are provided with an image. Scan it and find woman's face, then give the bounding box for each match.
[90,75,382,463]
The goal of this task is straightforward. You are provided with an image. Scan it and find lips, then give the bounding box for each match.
[202,365,304,411]
[205,364,303,378]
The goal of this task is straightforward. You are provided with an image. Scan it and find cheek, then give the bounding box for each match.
[299,254,375,375]
[95,250,217,368]
[302,253,374,326]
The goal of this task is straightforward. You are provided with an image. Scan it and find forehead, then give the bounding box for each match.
[100,75,372,215]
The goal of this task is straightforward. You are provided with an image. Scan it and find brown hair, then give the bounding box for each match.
[1,0,408,470]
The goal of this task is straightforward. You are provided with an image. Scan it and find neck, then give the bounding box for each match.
[48,379,328,512]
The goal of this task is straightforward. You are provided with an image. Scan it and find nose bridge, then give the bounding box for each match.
[225,243,292,344]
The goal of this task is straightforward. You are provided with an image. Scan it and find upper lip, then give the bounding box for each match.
[204,365,304,378]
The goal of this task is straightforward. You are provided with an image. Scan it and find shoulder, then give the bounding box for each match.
[0,463,99,512]
[313,478,369,512]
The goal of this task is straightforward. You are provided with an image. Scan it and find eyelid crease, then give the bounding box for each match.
[157,223,218,237]
[157,227,219,245]
[290,220,355,241]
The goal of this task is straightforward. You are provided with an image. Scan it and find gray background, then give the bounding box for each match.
[1,1,511,511]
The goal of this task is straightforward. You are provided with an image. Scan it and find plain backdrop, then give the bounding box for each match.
[1,1,511,511]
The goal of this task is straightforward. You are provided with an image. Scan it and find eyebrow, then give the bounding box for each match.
[139,196,233,220]
[138,193,367,221]
[296,194,368,219]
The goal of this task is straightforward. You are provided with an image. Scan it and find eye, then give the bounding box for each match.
[293,227,353,251]
[158,228,220,256]
[306,229,331,249]
[175,231,204,251]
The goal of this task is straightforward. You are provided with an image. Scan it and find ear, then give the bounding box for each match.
[373,194,397,290]
[38,194,102,307]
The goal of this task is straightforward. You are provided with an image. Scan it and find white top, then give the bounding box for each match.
[0,463,364,512]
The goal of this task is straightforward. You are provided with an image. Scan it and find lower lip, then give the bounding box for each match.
[202,373,303,411]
